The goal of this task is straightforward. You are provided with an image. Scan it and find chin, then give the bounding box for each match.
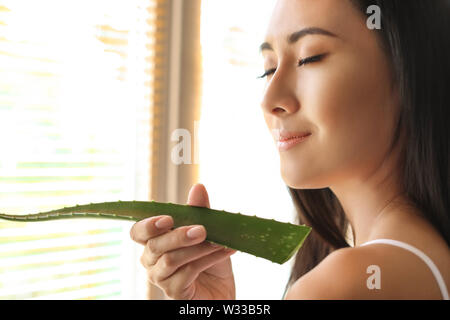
[281,166,330,190]
[285,181,323,190]
[282,172,315,190]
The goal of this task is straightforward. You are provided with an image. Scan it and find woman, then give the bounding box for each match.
[130,0,450,299]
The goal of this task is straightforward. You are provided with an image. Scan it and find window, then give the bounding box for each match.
[199,0,295,299]
[0,0,166,299]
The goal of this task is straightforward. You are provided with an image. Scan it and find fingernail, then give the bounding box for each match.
[155,216,172,229]
[187,226,204,239]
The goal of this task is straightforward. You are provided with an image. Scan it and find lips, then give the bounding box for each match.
[275,129,311,142]
[273,129,312,152]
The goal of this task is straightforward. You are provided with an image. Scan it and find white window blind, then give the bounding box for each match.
[0,0,163,299]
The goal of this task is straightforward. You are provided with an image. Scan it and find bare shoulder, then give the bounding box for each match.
[285,208,450,300]
[284,241,448,300]
[285,246,381,300]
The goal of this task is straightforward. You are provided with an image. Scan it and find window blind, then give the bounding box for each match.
[0,0,167,299]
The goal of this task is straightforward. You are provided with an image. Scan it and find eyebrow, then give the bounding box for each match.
[259,27,337,53]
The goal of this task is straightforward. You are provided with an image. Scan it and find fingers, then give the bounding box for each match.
[157,247,236,300]
[130,215,174,246]
[187,183,210,208]
[141,225,208,266]
[130,183,232,300]
[130,183,210,246]
[144,241,224,283]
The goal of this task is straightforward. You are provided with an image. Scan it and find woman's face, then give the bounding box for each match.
[260,0,399,189]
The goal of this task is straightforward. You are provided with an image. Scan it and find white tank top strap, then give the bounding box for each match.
[360,238,449,300]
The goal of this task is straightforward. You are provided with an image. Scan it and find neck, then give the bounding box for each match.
[330,148,410,247]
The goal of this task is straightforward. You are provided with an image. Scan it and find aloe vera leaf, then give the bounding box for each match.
[0,201,311,264]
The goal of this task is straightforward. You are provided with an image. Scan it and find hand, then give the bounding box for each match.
[130,183,236,300]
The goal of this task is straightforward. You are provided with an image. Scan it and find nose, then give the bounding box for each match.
[260,72,300,117]
[260,95,300,116]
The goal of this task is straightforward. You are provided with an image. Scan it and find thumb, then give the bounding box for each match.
[187,183,211,208]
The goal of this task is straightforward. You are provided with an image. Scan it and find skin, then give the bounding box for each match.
[130,0,450,299]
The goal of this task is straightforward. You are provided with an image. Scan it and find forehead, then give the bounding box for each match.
[264,0,365,48]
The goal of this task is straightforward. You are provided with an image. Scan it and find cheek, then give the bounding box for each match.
[297,53,396,183]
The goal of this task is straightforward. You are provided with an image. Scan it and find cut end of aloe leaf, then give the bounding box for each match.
[278,224,312,264]
[206,222,311,265]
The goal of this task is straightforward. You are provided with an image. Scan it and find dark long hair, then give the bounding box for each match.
[285,0,450,293]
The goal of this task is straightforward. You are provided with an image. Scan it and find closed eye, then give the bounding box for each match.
[298,53,327,67]
[257,68,276,79]
[257,53,327,79]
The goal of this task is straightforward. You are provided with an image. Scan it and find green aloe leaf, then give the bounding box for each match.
[0,201,311,264]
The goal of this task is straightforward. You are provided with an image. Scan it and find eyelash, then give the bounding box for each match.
[257,53,327,79]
